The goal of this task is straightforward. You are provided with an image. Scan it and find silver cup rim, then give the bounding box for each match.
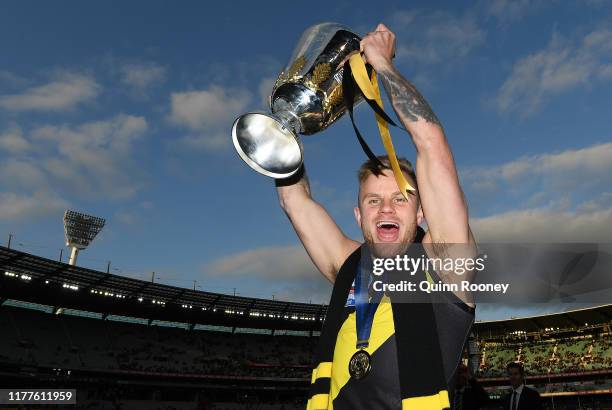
[231,112,303,179]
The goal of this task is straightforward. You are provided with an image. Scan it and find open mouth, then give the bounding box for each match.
[375,221,400,242]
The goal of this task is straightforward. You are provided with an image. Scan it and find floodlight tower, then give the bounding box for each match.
[63,210,106,266]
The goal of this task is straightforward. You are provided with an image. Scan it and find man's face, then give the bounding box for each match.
[507,367,523,388]
[354,170,422,258]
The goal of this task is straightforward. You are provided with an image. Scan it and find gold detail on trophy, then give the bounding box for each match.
[286,54,307,80]
[311,63,331,86]
[274,55,308,90]
[274,72,286,89]
[324,84,343,113]
[274,71,287,89]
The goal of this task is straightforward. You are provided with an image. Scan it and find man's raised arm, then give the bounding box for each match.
[276,166,359,283]
[361,23,475,248]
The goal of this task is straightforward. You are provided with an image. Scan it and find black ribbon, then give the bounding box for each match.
[342,60,383,167]
[341,60,408,166]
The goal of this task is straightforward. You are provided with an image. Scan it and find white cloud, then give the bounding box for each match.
[0,126,30,152]
[463,142,612,196]
[169,86,250,131]
[177,133,228,151]
[482,0,544,24]
[0,191,68,221]
[34,114,147,152]
[392,10,486,66]
[0,116,151,220]
[204,244,331,303]
[170,77,275,152]
[471,203,612,242]
[0,158,47,191]
[208,245,315,279]
[18,114,149,200]
[258,76,275,108]
[120,63,166,91]
[463,142,612,242]
[577,192,612,213]
[0,70,30,88]
[168,85,251,150]
[0,72,100,112]
[496,29,612,114]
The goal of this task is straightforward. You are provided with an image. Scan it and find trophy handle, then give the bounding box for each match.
[231,112,303,179]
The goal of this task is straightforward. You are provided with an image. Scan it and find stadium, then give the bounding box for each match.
[1,241,611,409]
[2,3,612,409]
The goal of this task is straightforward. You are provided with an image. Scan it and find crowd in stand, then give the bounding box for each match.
[1,305,611,381]
[0,306,316,379]
[480,334,612,377]
[2,305,612,410]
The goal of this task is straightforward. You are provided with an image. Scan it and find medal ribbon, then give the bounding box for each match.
[354,263,384,349]
[342,54,416,199]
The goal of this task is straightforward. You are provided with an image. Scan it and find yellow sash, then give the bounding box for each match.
[348,54,416,199]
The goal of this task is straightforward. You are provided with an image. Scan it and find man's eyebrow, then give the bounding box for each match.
[362,192,406,199]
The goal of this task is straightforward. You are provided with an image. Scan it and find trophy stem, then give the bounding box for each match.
[274,110,302,134]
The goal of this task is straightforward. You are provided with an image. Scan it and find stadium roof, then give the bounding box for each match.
[473,304,612,337]
[0,246,326,331]
[1,246,610,334]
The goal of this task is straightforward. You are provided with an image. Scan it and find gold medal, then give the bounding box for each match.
[348,349,371,380]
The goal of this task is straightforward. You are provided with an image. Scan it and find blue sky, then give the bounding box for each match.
[1,0,611,320]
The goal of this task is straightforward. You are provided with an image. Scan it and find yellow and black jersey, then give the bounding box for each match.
[307,242,475,410]
[330,296,401,409]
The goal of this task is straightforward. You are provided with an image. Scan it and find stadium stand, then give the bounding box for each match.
[480,335,612,376]
[0,302,314,377]
[1,245,611,409]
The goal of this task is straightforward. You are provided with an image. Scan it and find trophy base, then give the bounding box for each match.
[231,112,303,179]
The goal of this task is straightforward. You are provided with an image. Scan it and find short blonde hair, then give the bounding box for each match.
[358,155,418,193]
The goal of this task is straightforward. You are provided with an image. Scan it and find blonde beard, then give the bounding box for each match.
[362,222,417,258]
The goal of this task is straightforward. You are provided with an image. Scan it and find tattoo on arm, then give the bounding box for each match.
[379,66,440,125]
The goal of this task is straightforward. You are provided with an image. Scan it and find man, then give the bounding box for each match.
[505,362,542,410]
[452,364,489,410]
[276,23,477,409]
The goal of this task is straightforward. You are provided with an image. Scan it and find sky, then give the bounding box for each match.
[1,0,611,321]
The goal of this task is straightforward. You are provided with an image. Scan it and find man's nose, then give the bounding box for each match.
[378,198,395,213]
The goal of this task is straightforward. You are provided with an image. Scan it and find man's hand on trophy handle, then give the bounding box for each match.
[358,42,368,65]
[360,23,396,72]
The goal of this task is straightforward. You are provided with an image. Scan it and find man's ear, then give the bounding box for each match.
[354,206,362,227]
[416,203,424,226]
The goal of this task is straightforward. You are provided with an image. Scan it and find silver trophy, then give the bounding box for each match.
[231,23,363,178]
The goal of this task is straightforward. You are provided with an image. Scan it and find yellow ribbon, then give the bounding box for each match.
[348,54,416,198]
[402,390,450,410]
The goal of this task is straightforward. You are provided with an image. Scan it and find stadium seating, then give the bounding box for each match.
[0,306,315,378]
[2,246,611,409]
[480,335,612,376]
[3,304,611,380]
